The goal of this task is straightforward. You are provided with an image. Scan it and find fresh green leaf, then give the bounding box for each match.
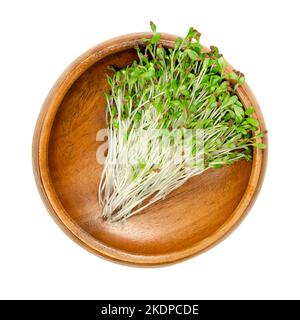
[255,131,265,138]
[253,143,266,149]
[99,23,265,222]
[186,49,199,61]
[227,71,238,80]
[230,95,238,104]
[150,33,161,44]
[233,105,245,120]
[237,76,245,86]
[246,117,259,127]
[186,27,197,39]
[175,37,183,50]
[218,56,227,74]
[245,107,254,116]
[150,21,157,33]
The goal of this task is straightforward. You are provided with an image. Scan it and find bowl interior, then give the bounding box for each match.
[47,45,253,262]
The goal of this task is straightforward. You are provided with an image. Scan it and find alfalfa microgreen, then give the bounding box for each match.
[98,23,266,222]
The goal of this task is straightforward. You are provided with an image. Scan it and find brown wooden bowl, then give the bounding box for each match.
[33,33,267,266]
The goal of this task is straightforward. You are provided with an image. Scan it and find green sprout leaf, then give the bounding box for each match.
[246,117,259,127]
[237,76,245,86]
[150,33,161,44]
[186,49,199,61]
[253,143,266,149]
[245,106,255,116]
[186,27,197,39]
[255,131,265,138]
[227,71,238,80]
[233,105,245,121]
[175,37,183,50]
[150,21,157,33]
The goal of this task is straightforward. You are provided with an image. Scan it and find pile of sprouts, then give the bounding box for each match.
[98,23,266,222]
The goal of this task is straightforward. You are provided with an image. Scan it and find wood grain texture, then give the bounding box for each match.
[32,33,267,266]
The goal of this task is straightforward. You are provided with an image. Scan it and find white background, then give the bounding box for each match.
[0,0,299,300]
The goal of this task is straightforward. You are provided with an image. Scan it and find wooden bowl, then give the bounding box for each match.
[33,33,267,266]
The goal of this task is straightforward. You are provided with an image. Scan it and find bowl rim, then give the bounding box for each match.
[32,32,268,266]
